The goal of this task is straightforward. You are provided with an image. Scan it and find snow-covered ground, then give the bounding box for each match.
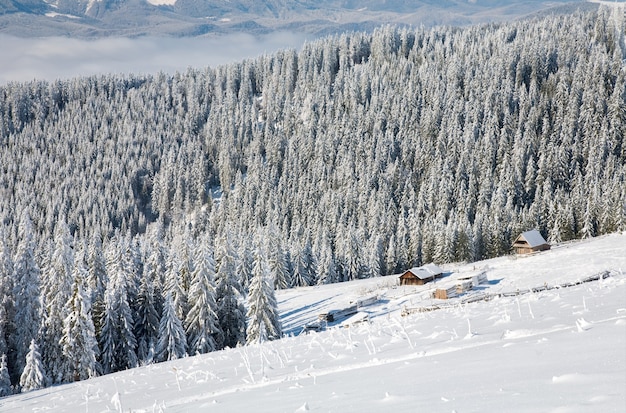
[145,0,177,6]
[1,233,625,412]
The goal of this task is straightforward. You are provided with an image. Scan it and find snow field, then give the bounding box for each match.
[1,233,625,412]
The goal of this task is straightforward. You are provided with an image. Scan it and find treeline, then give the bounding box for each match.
[0,6,625,392]
[1,215,281,394]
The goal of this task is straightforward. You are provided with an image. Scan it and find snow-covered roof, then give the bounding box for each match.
[422,263,444,276]
[514,230,549,247]
[403,268,432,280]
[403,263,443,279]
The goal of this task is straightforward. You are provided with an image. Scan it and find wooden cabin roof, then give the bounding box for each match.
[513,230,549,248]
[400,263,443,280]
[422,263,444,276]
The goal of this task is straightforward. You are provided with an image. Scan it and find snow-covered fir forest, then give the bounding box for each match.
[0,6,625,394]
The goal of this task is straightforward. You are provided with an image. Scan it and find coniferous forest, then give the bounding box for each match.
[0,7,625,393]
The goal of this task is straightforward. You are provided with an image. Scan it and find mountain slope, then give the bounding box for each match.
[0,0,596,37]
[0,9,624,403]
[0,233,624,412]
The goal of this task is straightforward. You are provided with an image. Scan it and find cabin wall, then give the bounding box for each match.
[514,247,535,254]
[399,276,430,286]
[514,244,550,254]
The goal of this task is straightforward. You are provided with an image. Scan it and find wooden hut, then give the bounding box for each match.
[399,263,444,286]
[512,230,551,254]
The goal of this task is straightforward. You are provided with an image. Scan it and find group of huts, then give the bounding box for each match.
[398,230,551,297]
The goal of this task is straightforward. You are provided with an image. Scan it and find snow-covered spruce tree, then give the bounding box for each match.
[406,209,424,268]
[134,267,160,365]
[393,215,410,274]
[367,234,384,278]
[98,287,117,375]
[217,278,247,349]
[113,246,139,372]
[163,250,189,324]
[384,235,398,276]
[185,235,221,355]
[0,354,12,397]
[11,212,41,384]
[19,340,47,393]
[341,228,367,281]
[0,228,14,362]
[171,230,195,308]
[60,245,100,382]
[155,293,187,362]
[236,239,254,293]
[98,240,138,374]
[291,243,312,287]
[270,241,291,290]
[316,242,338,285]
[315,229,338,285]
[41,219,74,384]
[87,232,107,343]
[215,235,246,349]
[301,236,317,284]
[144,224,168,314]
[246,246,281,345]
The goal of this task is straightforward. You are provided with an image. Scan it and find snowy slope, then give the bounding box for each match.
[1,233,625,412]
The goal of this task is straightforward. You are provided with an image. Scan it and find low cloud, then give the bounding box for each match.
[0,32,310,84]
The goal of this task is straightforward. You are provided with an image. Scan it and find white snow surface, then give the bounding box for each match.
[45,12,80,19]
[1,233,625,412]
[145,0,177,6]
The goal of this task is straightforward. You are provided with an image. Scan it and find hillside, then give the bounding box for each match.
[1,233,625,412]
[0,5,625,399]
[1,8,624,266]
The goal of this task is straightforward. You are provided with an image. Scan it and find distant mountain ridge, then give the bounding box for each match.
[0,0,595,37]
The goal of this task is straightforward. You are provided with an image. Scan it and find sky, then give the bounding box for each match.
[0,31,310,84]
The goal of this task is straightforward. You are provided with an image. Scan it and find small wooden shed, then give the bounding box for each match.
[434,286,458,300]
[512,230,551,254]
[399,263,444,286]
